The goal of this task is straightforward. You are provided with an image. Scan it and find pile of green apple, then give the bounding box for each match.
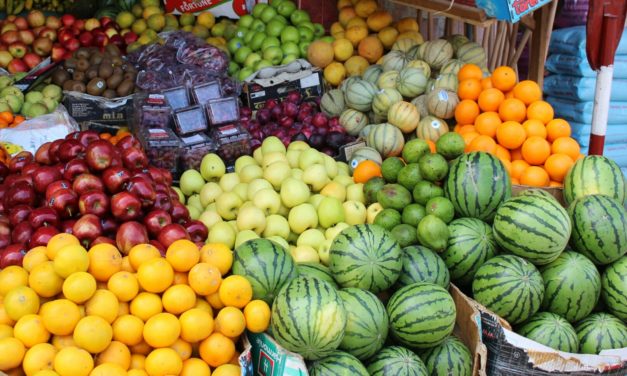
[0,75,62,118]
[224,0,327,81]
[175,137,377,264]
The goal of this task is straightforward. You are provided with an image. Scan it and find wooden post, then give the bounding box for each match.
[528,0,559,84]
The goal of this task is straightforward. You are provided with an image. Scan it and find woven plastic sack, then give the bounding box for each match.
[543,74,627,101]
[546,54,627,78]
[546,96,627,124]
[549,26,627,56]
[567,122,627,148]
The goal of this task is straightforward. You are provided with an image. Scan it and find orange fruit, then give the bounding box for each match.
[218,275,253,309]
[344,25,368,46]
[496,121,526,149]
[498,98,527,123]
[144,348,183,376]
[89,363,126,376]
[88,243,123,282]
[121,256,134,273]
[129,340,152,356]
[550,181,563,187]
[244,300,271,333]
[107,271,139,302]
[194,299,213,314]
[0,266,29,295]
[62,272,97,304]
[491,66,517,92]
[179,308,214,343]
[46,233,80,260]
[173,272,189,285]
[495,145,512,162]
[0,324,12,339]
[478,88,505,112]
[338,6,357,26]
[458,64,483,81]
[29,261,63,298]
[357,35,383,63]
[112,314,144,346]
[128,244,161,271]
[14,314,50,347]
[53,244,89,278]
[526,101,554,124]
[395,17,420,33]
[0,111,14,124]
[130,292,163,322]
[551,137,581,161]
[54,346,93,376]
[85,289,119,324]
[188,263,222,296]
[377,26,399,49]
[51,335,76,350]
[366,10,393,31]
[181,358,211,376]
[520,166,550,187]
[96,341,131,369]
[170,338,192,361]
[0,337,25,370]
[544,153,575,183]
[457,79,482,100]
[73,315,113,354]
[352,160,382,183]
[40,299,81,336]
[199,332,235,368]
[143,312,180,348]
[456,124,477,135]
[461,131,480,146]
[466,135,497,154]
[454,99,480,125]
[521,136,551,165]
[513,80,542,105]
[510,147,523,161]
[480,77,493,90]
[206,291,225,310]
[546,118,571,142]
[523,119,547,139]
[165,240,200,273]
[22,246,49,272]
[22,342,57,375]
[162,284,197,315]
[199,243,233,276]
[474,112,501,137]
[4,286,40,322]
[511,177,520,185]
[130,353,145,370]
[213,364,241,376]
[215,307,246,338]
[137,258,174,293]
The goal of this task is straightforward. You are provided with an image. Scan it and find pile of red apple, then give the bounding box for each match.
[0,10,135,73]
[239,92,355,156]
[0,132,208,268]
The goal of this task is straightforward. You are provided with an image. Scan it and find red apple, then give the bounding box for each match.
[13,17,28,31]
[34,143,52,163]
[184,220,208,243]
[47,188,78,218]
[92,31,108,47]
[73,214,102,247]
[32,165,63,193]
[56,28,73,43]
[123,31,138,45]
[29,207,60,229]
[57,139,85,162]
[38,27,57,42]
[64,37,80,52]
[48,139,64,163]
[21,162,39,177]
[115,135,141,151]
[0,51,12,68]
[45,180,71,202]
[5,175,32,188]
[100,217,118,235]
[7,58,27,73]
[101,166,131,194]
[121,147,148,170]
[115,221,148,254]
[76,131,100,147]
[85,140,115,171]
[32,36,52,56]
[144,209,172,236]
[60,14,75,28]
[111,192,142,221]
[45,15,61,29]
[84,18,100,31]
[0,243,27,268]
[30,226,59,248]
[126,176,156,208]
[63,159,89,181]
[0,163,8,183]
[8,41,26,58]
[78,190,109,217]
[170,201,190,224]
[150,240,166,257]
[8,151,34,173]
[27,10,46,28]
[100,17,114,28]
[50,44,66,62]
[77,32,92,48]
[1,30,20,45]
[153,191,173,212]
[9,205,32,226]
[0,222,9,249]
[157,223,190,248]
[92,236,115,246]
[23,52,42,69]
[73,19,85,30]
[72,174,104,196]
[4,182,36,209]
[18,30,35,45]
[12,222,33,246]
[60,219,76,234]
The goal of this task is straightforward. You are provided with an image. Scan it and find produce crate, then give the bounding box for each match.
[63,91,134,127]
[512,184,565,206]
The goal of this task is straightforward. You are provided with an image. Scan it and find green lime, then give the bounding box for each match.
[373,208,402,231]
[391,224,418,248]
[381,157,406,183]
[364,177,385,205]
[419,153,449,182]
[397,163,423,190]
[402,139,431,163]
[425,197,455,223]
[412,181,444,205]
[377,184,413,211]
[417,215,450,252]
[402,203,426,226]
[436,132,466,160]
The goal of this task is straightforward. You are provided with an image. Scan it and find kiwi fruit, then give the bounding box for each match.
[116,79,134,97]
[102,89,117,99]
[85,66,99,80]
[72,70,85,82]
[106,73,123,90]
[86,78,106,96]
[98,64,113,79]
[51,69,70,86]
[123,71,137,81]
[72,81,86,93]
[89,52,103,66]
[111,56,124,66]
[76,58,89,72]
[62,80,77,91]
[105,44,121,57]
[75,48,90,60]
[112,66,123,76]
[64,57,77,71]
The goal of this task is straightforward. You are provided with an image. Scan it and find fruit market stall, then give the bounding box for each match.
[0,0,626,376]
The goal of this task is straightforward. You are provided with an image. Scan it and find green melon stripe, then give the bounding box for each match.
[600,156,622,198]
[498,199,569,244]
[344,291,384,332]
[492,214,562,258]
[543,276,587,318]
[312,358,366,374]
[573,195,624,262]
[484,155,507,215]
[475,277,538,322]
[604,271,627,317]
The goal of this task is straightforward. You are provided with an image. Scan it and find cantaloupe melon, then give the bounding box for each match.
[426,89,459,119]
[397,67,428,98]
[388,101,420,133]
[381,50,409,72]
[367,123,405,157]
[320,89,346,117]
[377,70,399,89]
[340,108,369,136]
[422,39,454,69]
[345,79,379,112]
[362,64,383,84]
[417,115,449,142]
[372,88,403,117]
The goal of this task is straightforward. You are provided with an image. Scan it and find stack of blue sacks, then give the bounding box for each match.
[543,26,627,173]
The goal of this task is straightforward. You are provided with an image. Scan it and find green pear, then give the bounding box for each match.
[25,91,44,104]
[42,84,62,102]
[0,86,23,101]
[4,95,23,113]
[0,76,14,90]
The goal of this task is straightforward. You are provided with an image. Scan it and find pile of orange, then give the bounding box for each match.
[454,64,583,187]
[99,128,132,146]
[0,111,26,128]
[0,234,270,376]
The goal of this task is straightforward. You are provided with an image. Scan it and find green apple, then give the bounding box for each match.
[320,36,334,43]
[207,222,236,249]
[346,183,365,203]
[239,14,254,28]
[219,173,240,192]
[199,182,223,207]
[200,154,226,182]
[179,170,205,196]
[172,187,185,204]
[239,164,263,183]
[290,245,319,263]
[297,228,326,248]
[317,196,345,228]
[333,175,354,187]
[236,205,266,234]
[262,151,288,167]
[260,6,277,23]
[302,164,330,192]
[298,148,323,170]
[228,62,239,76]
[271,15,289,24]
[281,41,300,57]
[233,183,249,202]
[277,0,296,17]
[254,59,273,71]
[261,37,281,51]
[215,192,243,220]
[187,194,203,211]
[281,54,298,65]
[234,27,248,39]
[250,19,266,32]
[253,147,264,164]
[235,230,260,248]
[270,0,286,8]
[337,161,350,176]
[288,141,310,151]
[227,220,238,233]
[206,202,217,212]
[288,203,318,234]
[266,19,285,38]
[290,168,303,180]
[198,210,222,230]
[343,200,367,225]
[223,23,238,40]
[244,52,262,69]
[261,136,287,155]
[244,31,255,44]
[252,188,282,215]
[234,46,252,64]
[367,202,384,224]
[238,67,254,82]
[313,23,325,37]
[235,155,258,174]
[317,238,333,265]
[299,21,314,32]
[308,194,324,209]
[211,22,227,37]
[263,161,292,190]
[320,181,346,202]
[325,222,350,240]
[299,41,310,58]
[247,178,274,201]
[227,37,244,54]
[249,32,266,51]
[322,155,339,179]
[278,204,290,217]
[263,46,283,65]
[252,3,269,18]
[285,149,301,168]
[263,214,290,239]
[298,27,314,42]
[187,205,201,220]
[290,10,310,25]
[280,26,299,44]
[280,177,311,208]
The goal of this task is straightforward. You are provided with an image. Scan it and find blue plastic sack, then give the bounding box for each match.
[546,96,627,125]
[546,54,627,78]
[549,26,627,56]
[578,144,627,167]
[569,122,627,148]
[543,75,627,101]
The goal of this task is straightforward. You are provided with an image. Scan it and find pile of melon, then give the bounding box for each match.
[320,35,488,159]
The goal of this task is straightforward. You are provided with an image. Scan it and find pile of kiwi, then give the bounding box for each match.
[51,45,137,98]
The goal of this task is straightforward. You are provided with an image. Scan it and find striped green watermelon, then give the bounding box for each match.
[444,152,512,222]
[232,239,298,304]
[516,312,579,352]
[472,255,544,324]
[320,89,346,117]
[308,350,369,376]
[338,288,389,359]
[345,79,379,112]
[367,346,428,376]
[397,245,450,289]
[329,224,402,293]
[297,262,338,288]
[387,282,456,349]
[568,194,627,265]
[575,313,627,354]
[540,251,601,322]
[419,336,472,376]
[601,256,627,322]
[270,276,346,360]
[441,218,498,286]
[492,194,571,265]
[564,155,626,205]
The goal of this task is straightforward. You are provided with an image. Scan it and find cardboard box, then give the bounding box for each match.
[475,0,552,23]
[243,332,308,376]
[63,91,134,127]
[163,0,267,19]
